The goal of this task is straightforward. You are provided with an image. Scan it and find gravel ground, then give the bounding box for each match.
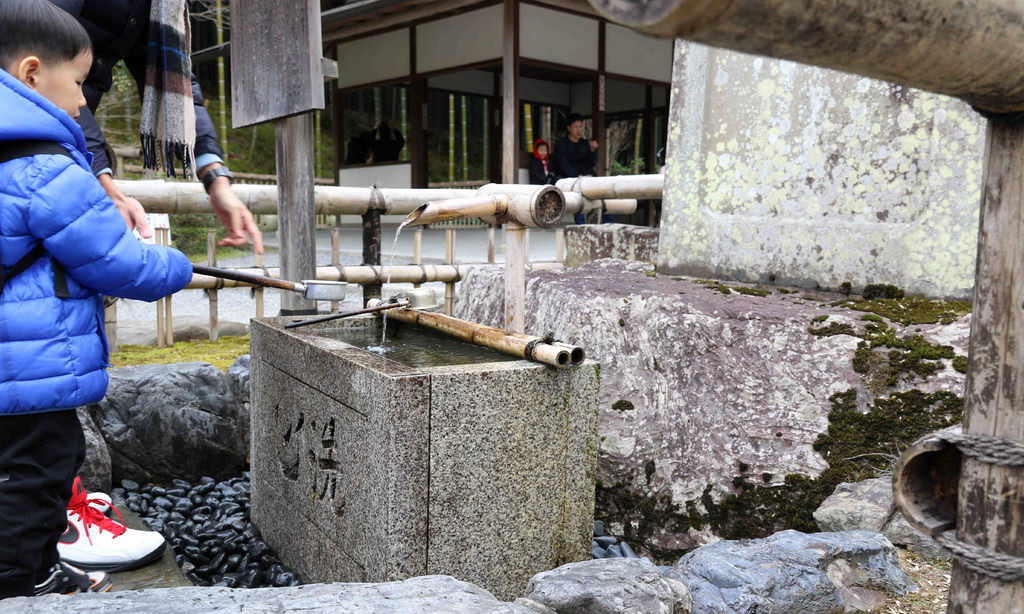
[880,550,952,613]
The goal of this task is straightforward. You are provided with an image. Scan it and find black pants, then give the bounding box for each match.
[0,410,84,598]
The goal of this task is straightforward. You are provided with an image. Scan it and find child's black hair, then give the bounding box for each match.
[0,0,91,69]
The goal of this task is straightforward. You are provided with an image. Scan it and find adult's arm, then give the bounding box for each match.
[27,157,192,301]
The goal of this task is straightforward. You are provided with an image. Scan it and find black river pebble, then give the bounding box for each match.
[119,473,301,588]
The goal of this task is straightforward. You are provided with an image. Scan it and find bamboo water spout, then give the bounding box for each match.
[366,299,579,368]
[586,0,1024,114]
[404,184,565,229]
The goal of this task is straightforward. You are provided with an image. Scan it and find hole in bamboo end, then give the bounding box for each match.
[893,438,961,537]
[555,350,570,366]
[569,347,585,365]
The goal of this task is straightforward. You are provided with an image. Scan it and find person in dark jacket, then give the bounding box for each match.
[529,138,555,185]
[51,0,262,253]
[554,113,608,223]
[371,119,405,162]
[0,0,193,598]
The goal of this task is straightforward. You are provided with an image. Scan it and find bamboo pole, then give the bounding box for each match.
[114,180,647,218]
[366,299,575,368]
[155,228,167,349]
[586,0,1024,114]
[254,249,264,319]
[505,223,528,333]
[330,227,341,312]
[187,262,564,289]
[445,229,455,315]
[556,174,663,201]
[207,231,219,342]
[104,298,117,353]
[413,228,423,289]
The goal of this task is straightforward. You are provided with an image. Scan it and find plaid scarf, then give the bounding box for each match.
[140,0,195,179]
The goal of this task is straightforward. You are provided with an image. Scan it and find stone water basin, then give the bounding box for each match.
[249,315,599,600]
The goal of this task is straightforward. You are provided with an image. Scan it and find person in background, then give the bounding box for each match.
[554,113,608,223]
[371,119,405,162]
[529,138,555,185]
[52,0,263,254]
[0,0,193,597]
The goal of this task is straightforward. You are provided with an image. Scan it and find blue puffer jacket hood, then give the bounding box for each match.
[0,68,193,415]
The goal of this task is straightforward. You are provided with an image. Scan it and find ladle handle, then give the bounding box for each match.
[284,302,406,329]
[192,264,299,292]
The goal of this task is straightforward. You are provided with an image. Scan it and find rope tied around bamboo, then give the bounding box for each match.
[893,427,1024,583]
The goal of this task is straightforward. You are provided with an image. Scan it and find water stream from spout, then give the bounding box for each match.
[371,219,411,352]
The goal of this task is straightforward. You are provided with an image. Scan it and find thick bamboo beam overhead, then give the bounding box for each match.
[587,0,1024,114]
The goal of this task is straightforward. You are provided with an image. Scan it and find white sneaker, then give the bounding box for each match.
[58,477,166,572]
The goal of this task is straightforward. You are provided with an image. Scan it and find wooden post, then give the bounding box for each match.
[275,112,318,315]
[207,230,219,342]
[594,20,607,177]
[502,0,520,185]
[948,117,1024,613]
[362,208,382,306]
[445,228,455,315]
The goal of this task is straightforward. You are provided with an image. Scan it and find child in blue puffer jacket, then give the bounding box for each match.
[0,0,192,599]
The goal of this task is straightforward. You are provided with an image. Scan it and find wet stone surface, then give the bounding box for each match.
[116,473,301,589]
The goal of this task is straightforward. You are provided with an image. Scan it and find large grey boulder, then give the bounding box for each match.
[2,576,536,614]
[454,259,968,551]
[664,530,915,614]
[814,478,950,560]
[77,406,111,493]
[85,362,248,484]
[523,558,692,614]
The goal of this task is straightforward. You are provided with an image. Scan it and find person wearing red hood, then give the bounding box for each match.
[529,138,555,185]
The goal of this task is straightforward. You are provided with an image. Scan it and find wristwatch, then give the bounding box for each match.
[201,165,234,193]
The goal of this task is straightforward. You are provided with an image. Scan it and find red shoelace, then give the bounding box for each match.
[67,491,127,544]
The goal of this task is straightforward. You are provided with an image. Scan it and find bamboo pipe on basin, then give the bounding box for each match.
[366,299,577,368]
[404,184,566,229]
[586,0,1024,114]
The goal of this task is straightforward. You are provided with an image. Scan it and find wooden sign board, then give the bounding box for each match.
[229,0,325,128]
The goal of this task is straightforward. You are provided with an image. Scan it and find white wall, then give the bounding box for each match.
[520,3,599,71]
[417,5,502,74]
[604,24,672,83]
[337,29,410,89]
[338,163,412,189]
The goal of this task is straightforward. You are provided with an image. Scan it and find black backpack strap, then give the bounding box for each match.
[0,140,70,164]
[0,140,74,298]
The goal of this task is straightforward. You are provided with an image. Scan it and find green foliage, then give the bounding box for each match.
[111,336,250,371]
[862,284,905,300]
[808,322,856,337]
[952,355,968,373]
[832,296,971,326]
[695,280,769,297]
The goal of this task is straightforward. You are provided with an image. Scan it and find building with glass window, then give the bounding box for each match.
[320,0,673,193]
